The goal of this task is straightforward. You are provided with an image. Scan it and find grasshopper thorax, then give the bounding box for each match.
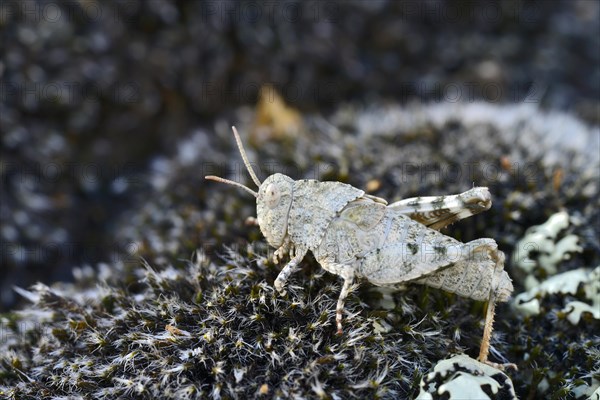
[257,173,294,247]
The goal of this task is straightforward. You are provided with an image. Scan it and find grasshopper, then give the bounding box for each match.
[206,127,514,368]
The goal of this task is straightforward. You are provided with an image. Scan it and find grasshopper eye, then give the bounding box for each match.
[265,183,281,209]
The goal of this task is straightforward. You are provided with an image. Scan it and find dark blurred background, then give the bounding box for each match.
[1,0,599,310]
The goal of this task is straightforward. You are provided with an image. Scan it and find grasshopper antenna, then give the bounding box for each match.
[232,126,262,187]
[204,126,261,197]
[205,175,258,197]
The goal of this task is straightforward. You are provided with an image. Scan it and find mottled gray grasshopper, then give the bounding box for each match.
[206,127,514,367]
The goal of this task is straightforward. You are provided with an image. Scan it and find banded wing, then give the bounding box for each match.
[388,187,492,230]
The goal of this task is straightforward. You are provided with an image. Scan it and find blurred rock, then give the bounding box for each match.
[1,0,598,309]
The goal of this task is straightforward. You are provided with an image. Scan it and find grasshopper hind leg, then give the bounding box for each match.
[412,238,516,369]
[478,250,518,370]
[336,277,354,335]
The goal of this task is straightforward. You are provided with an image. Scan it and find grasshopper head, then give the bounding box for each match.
[256,173,294,247]
[205,126,294,248]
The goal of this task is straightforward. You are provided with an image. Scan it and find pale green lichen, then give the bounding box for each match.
[415,354,516,400]
[513,266,600,324]
[563,301,599,325]
[512,211,583,289]
[510,212,598,327]
[587,385,600,400]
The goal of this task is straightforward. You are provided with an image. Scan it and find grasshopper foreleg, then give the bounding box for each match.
[273,236,291,264]
[274,247,306,296]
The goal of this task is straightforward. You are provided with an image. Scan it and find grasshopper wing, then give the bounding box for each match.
[315,198,463,285]
[358,213,463,286]
[388,187,492,230]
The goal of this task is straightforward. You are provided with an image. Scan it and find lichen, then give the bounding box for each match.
[416,354,517,400]
[512,211,583,288]
[513,266,600,324]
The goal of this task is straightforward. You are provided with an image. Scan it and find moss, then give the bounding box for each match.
[0,249,458,398]
[1,103,599,398]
